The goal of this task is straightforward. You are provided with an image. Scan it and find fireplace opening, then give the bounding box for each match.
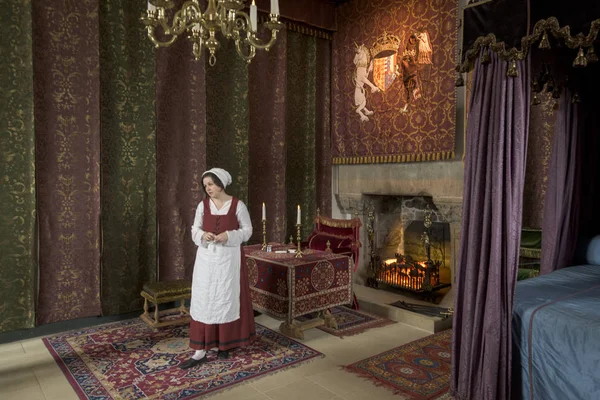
[367,201,452,300]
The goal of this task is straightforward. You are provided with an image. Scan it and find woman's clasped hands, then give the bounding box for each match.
[202,232,228,243]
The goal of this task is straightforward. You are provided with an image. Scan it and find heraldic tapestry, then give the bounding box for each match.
[332,0,459,164]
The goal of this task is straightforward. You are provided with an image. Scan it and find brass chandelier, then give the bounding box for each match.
[141,0,284,66]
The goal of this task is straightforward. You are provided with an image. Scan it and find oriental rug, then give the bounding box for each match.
[343,329,452,400]
[299,306,396,338]
[42,318,322,399]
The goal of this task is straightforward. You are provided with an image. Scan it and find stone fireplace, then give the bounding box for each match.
[332,160,464,291]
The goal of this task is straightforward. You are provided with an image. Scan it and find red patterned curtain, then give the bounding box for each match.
[156,24,207,282]
[33,0,102,324]
[248,28,289,243]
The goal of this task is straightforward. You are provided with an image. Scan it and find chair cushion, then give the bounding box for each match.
[142,280,192,299]
[520,229,542,259]
[517,268,540,281]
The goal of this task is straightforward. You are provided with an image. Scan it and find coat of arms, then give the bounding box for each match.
[351,29,434,121]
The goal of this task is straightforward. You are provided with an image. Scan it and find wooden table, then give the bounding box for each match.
[244,243,353,339]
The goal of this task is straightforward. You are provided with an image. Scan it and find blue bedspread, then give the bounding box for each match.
[512,265,600,400]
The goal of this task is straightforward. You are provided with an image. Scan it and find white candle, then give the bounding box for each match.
[297,205,301,225]
[262,202,266,221]
[250,0,257,32]
[271,0,279,15]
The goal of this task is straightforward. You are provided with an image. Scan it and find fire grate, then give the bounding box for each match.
[367,204,450,296]
[377,253,449,293]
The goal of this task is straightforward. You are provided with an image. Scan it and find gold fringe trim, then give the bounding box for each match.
[258,15,332,40]
[332,151,455,165]
[458,17,600,73]
[315,215,362,229]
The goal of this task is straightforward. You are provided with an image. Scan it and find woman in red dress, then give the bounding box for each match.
[179,167,256,369]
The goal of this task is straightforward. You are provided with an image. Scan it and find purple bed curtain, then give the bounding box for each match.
[540,91,581,275]
[451,52,530,400]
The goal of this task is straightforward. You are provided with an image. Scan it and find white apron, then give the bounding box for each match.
[190,242,241,324]
[189,198,252,324]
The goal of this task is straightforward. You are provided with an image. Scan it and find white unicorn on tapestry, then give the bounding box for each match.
[353,43,380,122]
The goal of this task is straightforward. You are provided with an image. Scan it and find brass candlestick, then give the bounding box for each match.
[295,223,303,258]
[261,219,267,250]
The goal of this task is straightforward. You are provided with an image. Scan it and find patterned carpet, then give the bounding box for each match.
[42,318,322,399]
[306,306,396,337]
[343,329,452,400]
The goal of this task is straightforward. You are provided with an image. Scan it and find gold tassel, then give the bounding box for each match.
[552,86,561,99]
[586,46,598,64]
[546,76,555,93]
[507,59,518,77]
[531,93,541,106]
[573,47,587,68]
[480,47,491,65]
[539,31,551,49]
[455,72,465,87]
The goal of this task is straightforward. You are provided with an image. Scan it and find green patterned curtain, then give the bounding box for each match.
[285,32,318,239]
[99,0,157,315]
[205,41,250,205]
[0,0,36,333]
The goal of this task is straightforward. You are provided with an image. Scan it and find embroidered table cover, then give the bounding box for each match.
[244,243,353,322]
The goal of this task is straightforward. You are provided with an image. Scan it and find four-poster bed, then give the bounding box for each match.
[454,1,600,399]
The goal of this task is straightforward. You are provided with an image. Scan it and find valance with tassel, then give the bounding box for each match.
[456,17,600,85]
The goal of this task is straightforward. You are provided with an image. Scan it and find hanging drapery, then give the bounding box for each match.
[247,28,332,244]
[521,90,556,229]
[248,27,288,243]
[205,41,250,204]
[0,3,332,332]
[33,0,103,324]
[540,91,581,274]
[99,0,157,315]
[156,18,207,282]
[315,37,333,218]
[451,51,530,400]
[0,1,37,332]
[285,32,318,240]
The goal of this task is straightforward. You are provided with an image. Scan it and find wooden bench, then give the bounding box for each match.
[140,280,192,328]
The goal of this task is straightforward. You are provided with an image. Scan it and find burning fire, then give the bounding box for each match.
[379,258,439,291]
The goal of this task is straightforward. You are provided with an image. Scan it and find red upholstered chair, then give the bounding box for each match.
[305,215,362,265]
[305,214,362,309]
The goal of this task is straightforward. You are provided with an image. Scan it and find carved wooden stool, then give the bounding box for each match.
[140,280,192,328]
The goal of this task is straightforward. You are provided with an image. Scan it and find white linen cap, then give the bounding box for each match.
[202,168,232,188]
